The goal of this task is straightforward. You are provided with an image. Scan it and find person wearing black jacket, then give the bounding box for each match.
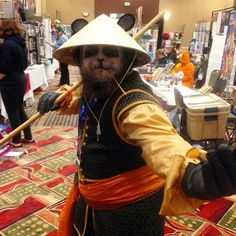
[0,20,33,147]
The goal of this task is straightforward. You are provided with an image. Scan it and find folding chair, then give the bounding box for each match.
[208,70,221,88]
[212,77,227,96]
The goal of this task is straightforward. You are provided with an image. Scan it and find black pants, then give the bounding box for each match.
[0,80,32,144]
[59,62,70,85]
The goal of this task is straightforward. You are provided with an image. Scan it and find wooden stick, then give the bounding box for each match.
[0,11,165,147]
[133,11,165,40]
[0,81,82,147]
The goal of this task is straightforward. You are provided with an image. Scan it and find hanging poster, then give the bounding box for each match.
[220,10,236,86]
[205,34,226,85]
[219,10,230,34]
[211,11,221,36]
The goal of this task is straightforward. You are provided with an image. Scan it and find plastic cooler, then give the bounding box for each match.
[183,93,230,140]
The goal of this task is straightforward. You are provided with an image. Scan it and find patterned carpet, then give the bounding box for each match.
[0,126,236,235]
[0,126,77,236]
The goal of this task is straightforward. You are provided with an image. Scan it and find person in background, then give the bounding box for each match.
[0,19,34,147]
[175,42,182,56]
[167,46,178,64]
[54,26,70,86]
[172,50,195,88]
[154,48,169,68]
[37,15,236,236]
[168,43,182,64]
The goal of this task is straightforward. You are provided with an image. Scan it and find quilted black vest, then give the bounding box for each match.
[77,70,161,180]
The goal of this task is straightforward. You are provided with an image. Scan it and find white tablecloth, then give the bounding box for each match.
[24,64,48,103]
[44,59,59,82]
[143,79,200,107]
[0,64,48,119]
[153,85,200,107]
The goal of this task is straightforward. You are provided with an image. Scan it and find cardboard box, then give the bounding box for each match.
[184,93,230,140]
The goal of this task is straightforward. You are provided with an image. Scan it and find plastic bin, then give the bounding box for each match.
[184,93,230,140]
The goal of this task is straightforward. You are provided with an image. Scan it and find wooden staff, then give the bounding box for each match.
[134,11,165,40]
[0,11,165,147]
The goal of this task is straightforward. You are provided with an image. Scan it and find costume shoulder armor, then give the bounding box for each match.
[113,89,160,119]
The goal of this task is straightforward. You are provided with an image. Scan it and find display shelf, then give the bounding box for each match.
[189,20,211,57]
[22,18,52,66]
[22,22,40,65]
[0,0,14,19]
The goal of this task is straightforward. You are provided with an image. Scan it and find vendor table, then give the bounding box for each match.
[0,64,48,119]
[153,84,200,106]
[24,64,48,103]
[143,78,200,110]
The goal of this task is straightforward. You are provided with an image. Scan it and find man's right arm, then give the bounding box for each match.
[37,85,82,115]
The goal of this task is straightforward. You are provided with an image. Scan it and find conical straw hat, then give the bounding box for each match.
[53,14,150,67]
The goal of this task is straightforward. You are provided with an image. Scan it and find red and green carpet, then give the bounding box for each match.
[0,126,236,236]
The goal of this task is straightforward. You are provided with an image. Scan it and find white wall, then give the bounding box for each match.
[43,0,94,24]
[159,0,234,46]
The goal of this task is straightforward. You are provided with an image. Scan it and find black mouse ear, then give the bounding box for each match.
[71,18,88,35]
[117,13,135,31]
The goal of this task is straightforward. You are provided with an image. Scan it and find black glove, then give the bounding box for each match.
[181,144,236,200]
[37,92,60,114]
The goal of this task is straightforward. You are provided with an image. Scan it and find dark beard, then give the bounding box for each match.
[81,68,120,99]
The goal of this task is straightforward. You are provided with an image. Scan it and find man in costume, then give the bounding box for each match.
[37,14,236,236]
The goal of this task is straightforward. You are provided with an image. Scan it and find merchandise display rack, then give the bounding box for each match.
[189,20,211,57]
[22,18,53,66]
[0,0,14,19]
[22,22,40,65]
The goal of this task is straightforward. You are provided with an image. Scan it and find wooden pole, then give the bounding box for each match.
[0,11,165,147]
[133,11,165,40]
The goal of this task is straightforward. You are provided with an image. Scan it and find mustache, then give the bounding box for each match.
[94,62,111,70]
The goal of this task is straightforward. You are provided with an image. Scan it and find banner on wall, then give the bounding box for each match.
[205,34,226,85]
[211,9,231,36]
[211,11,222,36]
[220,10,236,86]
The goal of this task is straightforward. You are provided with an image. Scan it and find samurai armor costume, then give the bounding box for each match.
[72,71,166,236]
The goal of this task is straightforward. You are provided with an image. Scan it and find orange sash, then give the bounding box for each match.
[57,185,79,236]
[79,166,165,210]
[57,166,165,236]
